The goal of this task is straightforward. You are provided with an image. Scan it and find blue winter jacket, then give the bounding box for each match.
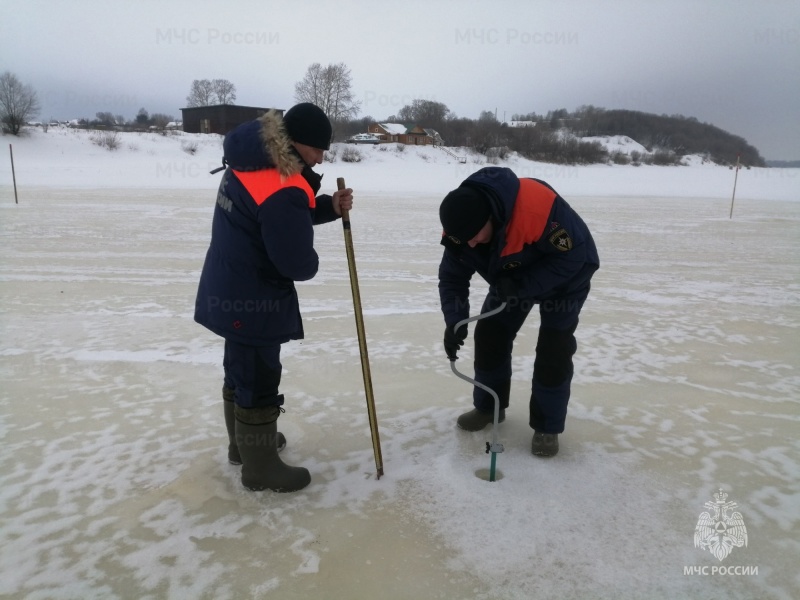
[438,167,599,326]
[195,111,339,345]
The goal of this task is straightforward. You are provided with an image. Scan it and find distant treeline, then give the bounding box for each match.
[340,103,766,167]
[563,107,765,167]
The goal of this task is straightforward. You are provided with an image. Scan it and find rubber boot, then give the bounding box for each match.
[234,404,310,493]
[223,394,242,465]
[457,407,505,432]
[531,432,559,457]
[224,386,285,465]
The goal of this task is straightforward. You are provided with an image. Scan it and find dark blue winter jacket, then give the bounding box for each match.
[438,167,599,326]
[195,111,339,345]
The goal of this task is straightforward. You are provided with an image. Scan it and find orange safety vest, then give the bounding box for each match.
[501,179,557,257]
[232,169,316,208]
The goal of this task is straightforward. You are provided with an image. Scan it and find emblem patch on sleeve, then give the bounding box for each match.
[548,228,573,251]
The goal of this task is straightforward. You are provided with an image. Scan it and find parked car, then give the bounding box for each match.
[347,133,381,145]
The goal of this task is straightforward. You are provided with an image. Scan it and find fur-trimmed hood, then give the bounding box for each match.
[221,110,304,177]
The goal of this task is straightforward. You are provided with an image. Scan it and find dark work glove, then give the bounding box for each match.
[444,324,468,360]
[495,276,518,302]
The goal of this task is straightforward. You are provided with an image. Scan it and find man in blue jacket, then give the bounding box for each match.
[438,167,599,457]
[195,103,353,492]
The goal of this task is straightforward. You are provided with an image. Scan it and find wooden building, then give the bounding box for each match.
[180,105,282,135]
[367,123,441,145]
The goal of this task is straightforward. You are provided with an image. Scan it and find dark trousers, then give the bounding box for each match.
[472,269,593,433]
[222,340,284,408]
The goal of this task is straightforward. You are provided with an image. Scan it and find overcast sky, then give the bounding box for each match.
[2,0,798,159]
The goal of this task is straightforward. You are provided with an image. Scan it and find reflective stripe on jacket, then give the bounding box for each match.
[501,178,557,257]
[233,169,316,209]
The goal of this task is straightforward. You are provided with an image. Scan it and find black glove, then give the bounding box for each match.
[444,324,468,360]
[494,276,518,302]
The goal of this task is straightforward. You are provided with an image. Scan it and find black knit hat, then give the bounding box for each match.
[283,103,332,150]
[439,186,491,245]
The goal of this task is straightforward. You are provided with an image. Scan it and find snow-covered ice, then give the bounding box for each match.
[1,128,798,599]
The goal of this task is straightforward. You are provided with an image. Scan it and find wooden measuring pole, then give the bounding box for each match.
[337,177,384,479]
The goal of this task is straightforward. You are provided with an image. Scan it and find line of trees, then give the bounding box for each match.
[89,108,176,129]
[566,106,764,166]
[2,65,767,166]
[295,63,766,167]
[292,64,763,166]
[334,100,764,166]
[185,78,237,107]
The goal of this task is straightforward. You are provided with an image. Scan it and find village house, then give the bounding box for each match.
[367,123,442,145]
[503,120,537,128]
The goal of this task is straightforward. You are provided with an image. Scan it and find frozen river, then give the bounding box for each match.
[1,185,798,599]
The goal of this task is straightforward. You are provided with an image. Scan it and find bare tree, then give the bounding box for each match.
[94,112,116,127]
[294,63,325,107]
[186,78,237,107]
[212,79,236,104]
[0,72,41,135]
[135,107,150,125]
[397,99,451,126]
[185,79,215,107]
[150,113,174,129]
[294,63,361,136]
[472,110,504,153]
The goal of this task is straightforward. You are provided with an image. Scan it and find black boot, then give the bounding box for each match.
[224,386,285,465]
[234,403,310,493]
[531,431,559,457]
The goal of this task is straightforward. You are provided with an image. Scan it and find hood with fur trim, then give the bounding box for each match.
[221,110,304,177]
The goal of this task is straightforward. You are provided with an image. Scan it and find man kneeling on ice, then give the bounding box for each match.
[438,167,599,457]
[195,103,353,492]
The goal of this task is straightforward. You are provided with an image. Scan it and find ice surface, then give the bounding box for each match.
[1,129,798,599]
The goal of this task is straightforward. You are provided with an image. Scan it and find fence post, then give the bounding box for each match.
[728,154,740,219]
[9,144,18,204]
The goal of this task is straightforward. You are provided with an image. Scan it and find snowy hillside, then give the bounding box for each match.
[580,134,650,155]
[3,126,797,201]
